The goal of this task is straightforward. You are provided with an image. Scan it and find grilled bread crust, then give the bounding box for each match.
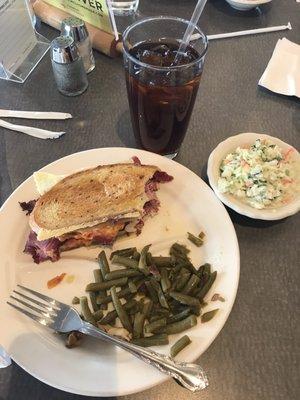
[30,163,159,240]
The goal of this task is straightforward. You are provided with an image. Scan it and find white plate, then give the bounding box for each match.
[225,0,272,11]
[0,148,239,397]
[207,133,300,220]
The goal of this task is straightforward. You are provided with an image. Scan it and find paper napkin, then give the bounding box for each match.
[259,38,300,98]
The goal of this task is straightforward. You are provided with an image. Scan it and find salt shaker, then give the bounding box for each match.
[51,36,88,97]
[61,17,95,73]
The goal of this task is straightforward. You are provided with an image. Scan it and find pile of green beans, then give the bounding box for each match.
[75,240,219,356]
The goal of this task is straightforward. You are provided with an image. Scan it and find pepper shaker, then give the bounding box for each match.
[51,36,88,97]
[61,17,95,73]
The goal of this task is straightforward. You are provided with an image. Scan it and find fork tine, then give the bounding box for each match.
[10,296,56,319]
[7,301,54,328]
[13,290,56,311]
[17,284,65,309]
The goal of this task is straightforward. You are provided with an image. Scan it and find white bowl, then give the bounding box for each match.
[207,133,300,220]
[225,0,272,11]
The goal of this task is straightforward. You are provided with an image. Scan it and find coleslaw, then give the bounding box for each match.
[218,139,297,209]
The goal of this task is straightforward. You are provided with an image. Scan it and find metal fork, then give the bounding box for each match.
[7,285,208,392]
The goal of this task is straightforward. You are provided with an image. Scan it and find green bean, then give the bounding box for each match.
[157,289,169,309]
[196,271,217,300]
[99,299,137,324]
[170,250,189,265]
[145,281,158,303]
[99,310,118,325]
[197,264,211,288]
[131,275,143,283]
[111,286,132,332]
[93,269,102,282]
[189,304,201,316]
[105,269,141,280]
[162,315,197,335]
[130,277,145,292]
[132,251,140,261]
[128,303,140,315]
[199,231,205,239]
[201,309,219,323]
[175,272,191,291]
[86,277,128,292]
[133,312,146,339]
[169,264,183,282]
[161,268,171,293]
[145,317,166,334]
[196,264,205,279]
[142,300,153,319]
[203,263,211,275]
[152,257,174,268]
[128,280,138,293]
[187,232,203,247]
[167,308,191,324]
[150,278,169,309]
[170,335,191,357]
[80,296,96,326]
[89,292,99,312]
[172,243,190,255]
[132,334,169,347]
[96,287,131,305]
[111,255,138,269]
[149,314,165,323]
[182,274,200,295]
[110,247,136,260]
[146,252,153,266]
[178,261,197,274]
[152,307,170,317]
[169,291,200,307]
[72,296,80,305]
[93,269,107,310]
[92,309,104,321]
[123,299,139,311]
[138,244,151,275]
[193,276,209,298]
[98,250,110,277]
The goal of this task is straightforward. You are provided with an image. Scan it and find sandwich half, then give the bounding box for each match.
[21,158,173,263]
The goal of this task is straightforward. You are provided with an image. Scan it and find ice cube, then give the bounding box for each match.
[152,44,170,56]
[139,50,163,67]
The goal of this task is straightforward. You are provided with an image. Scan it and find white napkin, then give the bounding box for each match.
[259,38,300,98]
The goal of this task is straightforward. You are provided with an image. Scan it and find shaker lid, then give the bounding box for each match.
[61,17,89,43]
[51,36,79,64]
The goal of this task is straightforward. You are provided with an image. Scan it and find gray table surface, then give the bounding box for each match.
[0,0,299,399]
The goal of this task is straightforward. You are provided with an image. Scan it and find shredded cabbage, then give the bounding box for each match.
[218,139,296,209]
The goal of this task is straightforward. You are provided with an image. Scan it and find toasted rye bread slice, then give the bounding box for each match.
[30,163,159,240]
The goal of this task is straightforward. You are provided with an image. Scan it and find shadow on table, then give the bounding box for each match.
[116,110,138,149]
[259,86,300,107]
[200,163,288,229]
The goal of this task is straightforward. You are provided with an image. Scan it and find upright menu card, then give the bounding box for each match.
[44,0,115,34]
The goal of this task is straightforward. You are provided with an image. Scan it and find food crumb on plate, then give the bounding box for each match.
[65,274,75,283]
[47,273,66,289]
[211,293,225,302]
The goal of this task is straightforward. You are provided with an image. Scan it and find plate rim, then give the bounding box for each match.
[0,147,240,396]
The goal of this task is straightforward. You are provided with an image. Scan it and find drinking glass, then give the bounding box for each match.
[110,0,139,15]
[122,16,208,158]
